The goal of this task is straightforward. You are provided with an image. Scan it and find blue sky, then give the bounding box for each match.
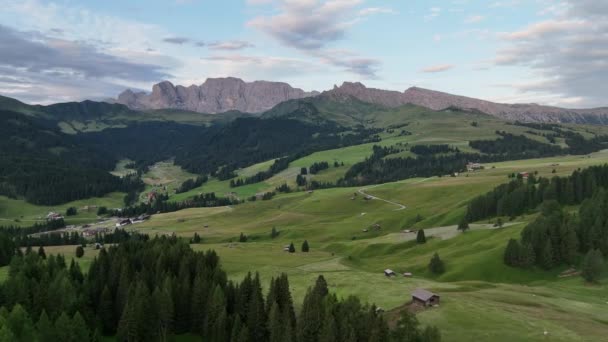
[0,0,606,108]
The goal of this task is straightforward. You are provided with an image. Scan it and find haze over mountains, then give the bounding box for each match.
[116,77,608,125]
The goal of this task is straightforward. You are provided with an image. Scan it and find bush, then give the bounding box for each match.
[66,207,78,216]
[97,206,108,215]
[75,246,84,258]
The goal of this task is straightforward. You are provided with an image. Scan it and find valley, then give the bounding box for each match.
[1,87,608,342]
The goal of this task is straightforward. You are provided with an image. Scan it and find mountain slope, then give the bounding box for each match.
[323,82,608,124]
[116,77,319,114]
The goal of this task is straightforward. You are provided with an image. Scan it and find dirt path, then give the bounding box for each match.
[357,178,432,211]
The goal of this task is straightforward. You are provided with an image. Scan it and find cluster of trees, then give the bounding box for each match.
[112,192,241,217]
[275,184,292,193]
[176,176,209,194]
[230,157,292,188]
[410,145,459,156]
[504,188,608,274]
[471,129,608,158]
[465,164,608,222]
[309,162,330,174]
[248,192,275,202]
[469,131,563,158]
[342,150,478,186]
[0,237,439,341]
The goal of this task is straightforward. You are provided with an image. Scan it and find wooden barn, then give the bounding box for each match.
[411,289,440,306]
[384,269,396,277]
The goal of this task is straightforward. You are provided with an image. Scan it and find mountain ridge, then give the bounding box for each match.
[113,78,608,125]
[323,82,608,124]
[116,77,319,114]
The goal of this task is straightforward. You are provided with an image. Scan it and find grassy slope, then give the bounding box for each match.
[133,151,608,342]
[0,192,124,227]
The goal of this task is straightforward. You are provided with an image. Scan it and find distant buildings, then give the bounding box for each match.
[467,162,484,172]
[46,212,64,221]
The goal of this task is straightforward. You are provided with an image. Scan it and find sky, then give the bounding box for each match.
[0,0,606,108]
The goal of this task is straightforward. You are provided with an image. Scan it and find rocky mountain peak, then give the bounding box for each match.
[116,77,315,114]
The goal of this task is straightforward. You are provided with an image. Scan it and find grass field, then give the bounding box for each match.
[132,150,608,341]
[0,192,125,227]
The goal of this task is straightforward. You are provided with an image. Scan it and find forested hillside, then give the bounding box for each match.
[0,110,142,205]
[0,237,440,341]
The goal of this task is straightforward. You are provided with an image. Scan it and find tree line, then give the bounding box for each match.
[465,164,608,222]
[0,237,440,341]
[110,192,241,217]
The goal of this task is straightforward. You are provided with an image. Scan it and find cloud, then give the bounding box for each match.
[420,64,454,73]
[207,40,255,50]
[162,37,190,45]
[0,24,172,103]
[464,15,485,24]
[313,50,380,78]
[200,54,321,80]
[359,7,398,16]
[248,0,363,50]
[247,0,382,78]
[493,0,608,107]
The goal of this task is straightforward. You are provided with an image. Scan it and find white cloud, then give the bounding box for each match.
[421,64,454,73]
[493,0,608,107]
[248,0,382,78]
[359,7,398,16]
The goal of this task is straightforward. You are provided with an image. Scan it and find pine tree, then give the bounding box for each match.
[391,310,420,342]
[540,240,554,270]
[98,286,114,334]
[504,239,521,267]
[268,302,284,342]
[153,286,174,341]
[246,275,267,342]
[560,222,579,265]
[71,312,90,342]
[301,240,310,252]
[271,227,279,239]
[457,218,469,232]
[428,253,445,275]
[496,217,504,228]
[229,315,243,342]
[520,242,536,268]
[581,249,604,283]
[300,167,308,175]
[318,310,337,342]
[7,304,35,341]
[54,312,72,342]
[417,229,426,244]
[288,243,295,253]
[38,246,46,259]
[36,310,55,342]
[0,325,16,342]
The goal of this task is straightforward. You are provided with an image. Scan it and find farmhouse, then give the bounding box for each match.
[384,269,396,277]
[467,162,484,171]
[519,171,529,179]
[46,212,64,221]
[116,219,132,228]
[411,289,440,306]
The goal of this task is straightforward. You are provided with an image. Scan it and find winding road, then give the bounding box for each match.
[357,185,406,211]
[357,178,433,211]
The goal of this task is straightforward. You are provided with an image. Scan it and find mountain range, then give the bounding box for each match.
[116,78,608,125]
